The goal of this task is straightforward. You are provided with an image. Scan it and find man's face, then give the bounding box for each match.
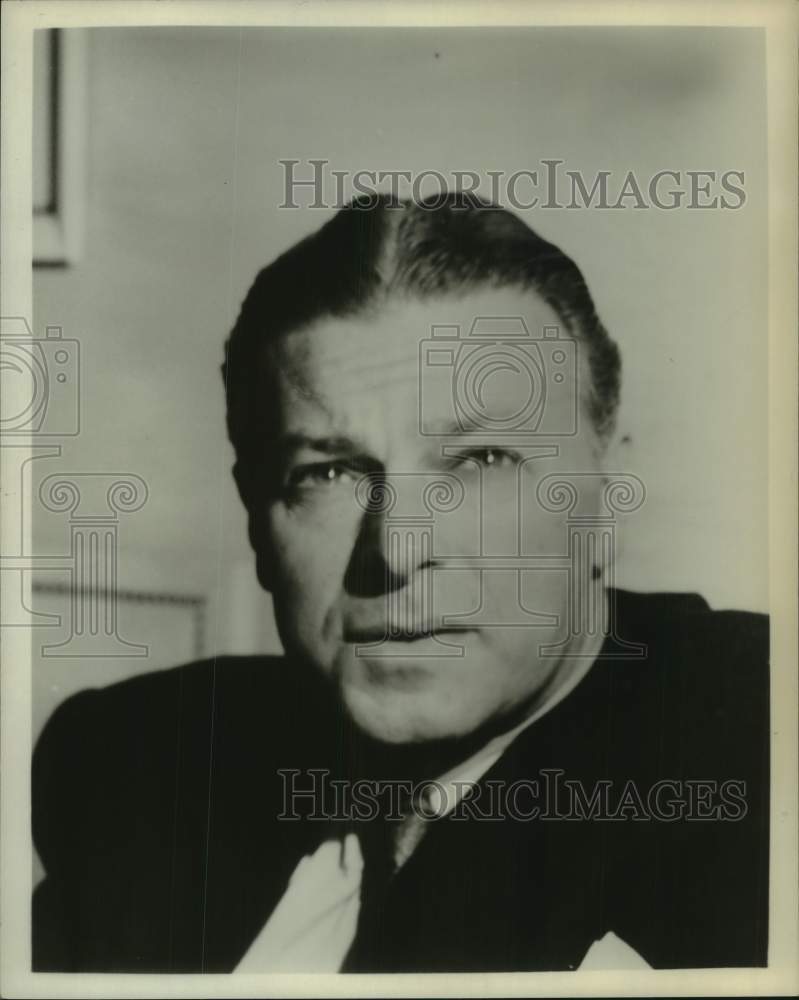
[246,287,607,745]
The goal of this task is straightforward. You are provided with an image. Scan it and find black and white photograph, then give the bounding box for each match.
[1,1,797,996]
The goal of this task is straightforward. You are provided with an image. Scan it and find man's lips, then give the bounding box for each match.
[343,624,476,643]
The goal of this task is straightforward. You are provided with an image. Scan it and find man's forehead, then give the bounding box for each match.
[268,315,420,400]
[255,292,599,458]
[263,288,565,397]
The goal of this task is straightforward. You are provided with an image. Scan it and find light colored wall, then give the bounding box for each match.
[32,26,768,728]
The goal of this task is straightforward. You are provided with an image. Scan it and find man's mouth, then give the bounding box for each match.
[343,624,476,643]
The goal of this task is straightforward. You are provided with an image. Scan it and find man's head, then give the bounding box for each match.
[224,194,621,746]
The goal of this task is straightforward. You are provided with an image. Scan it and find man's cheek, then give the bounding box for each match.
[268,509,355,603]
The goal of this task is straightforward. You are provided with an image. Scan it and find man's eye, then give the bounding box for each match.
[452,447,521,470]
[286,462,358,491]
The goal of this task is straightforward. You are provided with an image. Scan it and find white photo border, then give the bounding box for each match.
[1,2,796,998]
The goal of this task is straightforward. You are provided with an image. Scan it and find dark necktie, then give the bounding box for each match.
[340,816,399,972]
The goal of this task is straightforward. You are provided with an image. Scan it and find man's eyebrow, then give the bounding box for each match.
[275,432,373,456]
[420,418,496,437]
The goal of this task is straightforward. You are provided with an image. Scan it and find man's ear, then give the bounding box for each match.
[233,461,274,593]
[597,427,635,579]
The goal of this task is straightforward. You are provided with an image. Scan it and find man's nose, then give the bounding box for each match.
[343,481,437,598]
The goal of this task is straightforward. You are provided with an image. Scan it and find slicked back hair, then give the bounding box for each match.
[223,193,620,480]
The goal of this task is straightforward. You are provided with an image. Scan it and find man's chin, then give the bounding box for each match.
[337,665,489,746]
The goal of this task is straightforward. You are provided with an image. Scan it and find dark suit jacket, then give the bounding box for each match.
[32,589,769,972]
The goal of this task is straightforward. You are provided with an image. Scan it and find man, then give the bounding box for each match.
[32,194,769,973]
